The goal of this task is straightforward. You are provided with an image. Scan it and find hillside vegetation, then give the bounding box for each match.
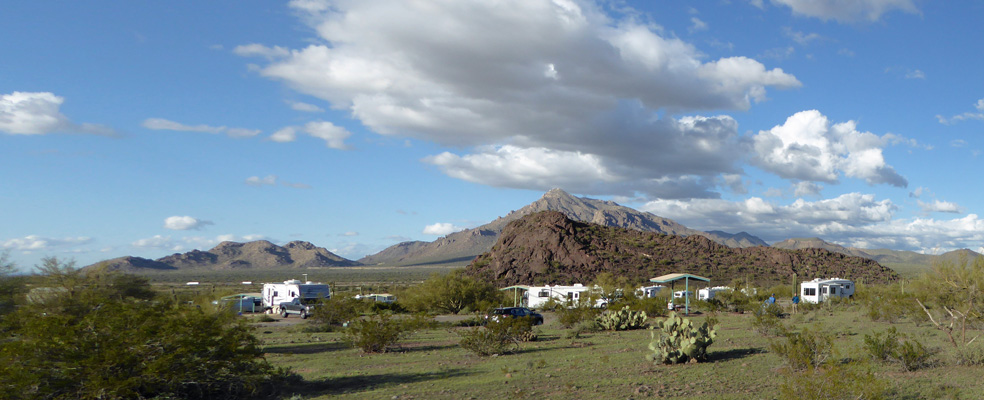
[465,211,898,287]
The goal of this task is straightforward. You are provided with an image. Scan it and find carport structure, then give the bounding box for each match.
[649,273,710,315]
[499,285,530,307]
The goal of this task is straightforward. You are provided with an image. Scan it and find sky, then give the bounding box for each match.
[3,0,984,272]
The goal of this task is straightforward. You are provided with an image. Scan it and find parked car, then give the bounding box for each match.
[279,298,319,319]
[486,307,544,325]
[212,294,263,313]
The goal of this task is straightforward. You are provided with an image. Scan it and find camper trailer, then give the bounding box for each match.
[526,284,607,309]
[800,278,854,304]
[637,285,666,298]
[262,280,331,312]
[673,290,694,299]
[698,286,732,301]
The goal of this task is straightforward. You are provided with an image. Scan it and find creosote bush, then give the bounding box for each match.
[863,327,934,371]
[0,259,295,400]
[398,270,500,314]
[459,317,538,356]
[310,296,367,329]
[770,325,834,372]
[345,313,424,353]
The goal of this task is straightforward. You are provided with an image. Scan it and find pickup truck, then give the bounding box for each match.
[278,298,318,319]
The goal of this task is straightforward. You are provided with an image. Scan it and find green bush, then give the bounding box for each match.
[778,363,888,400]
[712,289,752,313]
[595,306,648,331]
[564,320,599,339]
[345,313,423,353]
[863,327,933,371]
[310,296,367,328]
[556,302,603,328]
[0,263,294,400]
[770,325,834,372]
[399,270,500,314]
[647,312,716,364]
[751,303,787,337]
[458,317,538,356]
[620,294,669,318]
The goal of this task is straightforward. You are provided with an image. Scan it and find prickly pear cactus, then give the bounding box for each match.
[647,311,717,364]
[596,306,648,331]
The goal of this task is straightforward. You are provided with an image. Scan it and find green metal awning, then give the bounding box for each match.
[499,285,530,307]
[649,273,710,314]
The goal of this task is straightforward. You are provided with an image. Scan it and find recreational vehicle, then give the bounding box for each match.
[800,278,854,304]
[637,285,666,298]
[525,284,607,309]
[697,286,732,301]
[262,280,331,313]
[673,290,694,299]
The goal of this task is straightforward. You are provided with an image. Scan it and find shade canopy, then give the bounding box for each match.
[649,273,710,284]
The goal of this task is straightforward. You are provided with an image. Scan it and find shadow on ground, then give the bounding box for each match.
[292,369,473,397]
[262,342,349,355]
[709,347,767,363]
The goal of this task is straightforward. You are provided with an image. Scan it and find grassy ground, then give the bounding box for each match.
[250,305,984,399]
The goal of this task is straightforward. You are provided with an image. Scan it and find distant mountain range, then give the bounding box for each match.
[359,188,767,266]
[465,211,899,287]
[772,237,982,267]
[84,240,358,272]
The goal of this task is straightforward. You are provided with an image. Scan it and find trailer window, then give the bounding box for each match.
[803,288,816,296]
[538,289,550,298]
[821,287,827,294]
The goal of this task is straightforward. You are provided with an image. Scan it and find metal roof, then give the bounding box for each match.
[649,273,710,283]
[499,285,531,291]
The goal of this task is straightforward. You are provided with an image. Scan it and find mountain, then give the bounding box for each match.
[86,240,360,272]
[771,237,983,269]
[465,211,898,287]
[359,188,767,266]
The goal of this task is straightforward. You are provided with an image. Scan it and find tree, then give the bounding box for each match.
[400,270,500,314]
[911,256,984,348]
[0,259,295,399]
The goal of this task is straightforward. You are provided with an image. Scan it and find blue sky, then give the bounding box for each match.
[3,0,983,271]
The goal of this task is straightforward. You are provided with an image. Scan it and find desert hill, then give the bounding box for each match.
[772,237,982,269]
[360,188,767,266]
[85,240,359,272]
[464,211,899,287]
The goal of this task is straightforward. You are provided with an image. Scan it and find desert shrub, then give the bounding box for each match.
[751,303,787,337]
[556,301,603,328]
[345,313,424,353]
[909,257,984,351]
[778,363,888,400]
[564,320,599,339]
[863,327,932,371]
[399,270,500,314]
[647,312,716,364]
[713,289,752,313]
[310,296,366,328]
[0,262,294,400]
[621,294,669,318]
[459,317,537,356]
[953,344,984,366]
[770,325,834,372]
[595,306,648,331]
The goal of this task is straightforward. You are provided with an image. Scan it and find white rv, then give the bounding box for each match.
[526,284,607,309]
[637,285,666,298]
[698,286,732,301]
[673,290,693,299]
[262,280,331,312]
[800,278,854,304]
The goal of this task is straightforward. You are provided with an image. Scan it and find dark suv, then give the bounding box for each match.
[487,307,544,325]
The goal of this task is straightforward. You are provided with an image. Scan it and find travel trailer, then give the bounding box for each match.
[261,280,331,312]
[636,285,666,298]
[698,286,732,301]
[800,278,854,304]
[673,290,694,299]
[526,284,607,309]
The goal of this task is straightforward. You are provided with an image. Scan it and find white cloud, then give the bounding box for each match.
[132,235,176,249]
[689,17,708,33]
[287,100,324,113]
[246,175,278,186]
[918,200,963,214]
[0,91,115,136]
[2,235,92,251]
[163,216,213,231]
[233,43,291,60]
[793,181,823,197]
[751,110,907,187]
[142,118,260,138]
[770,0,919,23]
[340,231,359,237]
[936,99,984,125]
[422,223,464,236]
[904,69,925,79]
[782,27,821,45]
[269,121,351,149]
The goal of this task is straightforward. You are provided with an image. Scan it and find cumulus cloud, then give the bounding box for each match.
[287,100,324,113]
[269,121,351,149]
[163,216,213,231]
[936,99,984,125]
[237,0,799,198]
[918,199,963,214]
[770,0,919,22]
[142,118,260,138]
[751,110,908,187]
[793,181,823,197]
[422,223,464,236]
[0,91,115,136]
[2,235,92,252]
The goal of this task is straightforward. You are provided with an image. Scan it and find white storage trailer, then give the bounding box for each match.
[698,286,732,301]
[799,278,854,304]
[262,280,331,313]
